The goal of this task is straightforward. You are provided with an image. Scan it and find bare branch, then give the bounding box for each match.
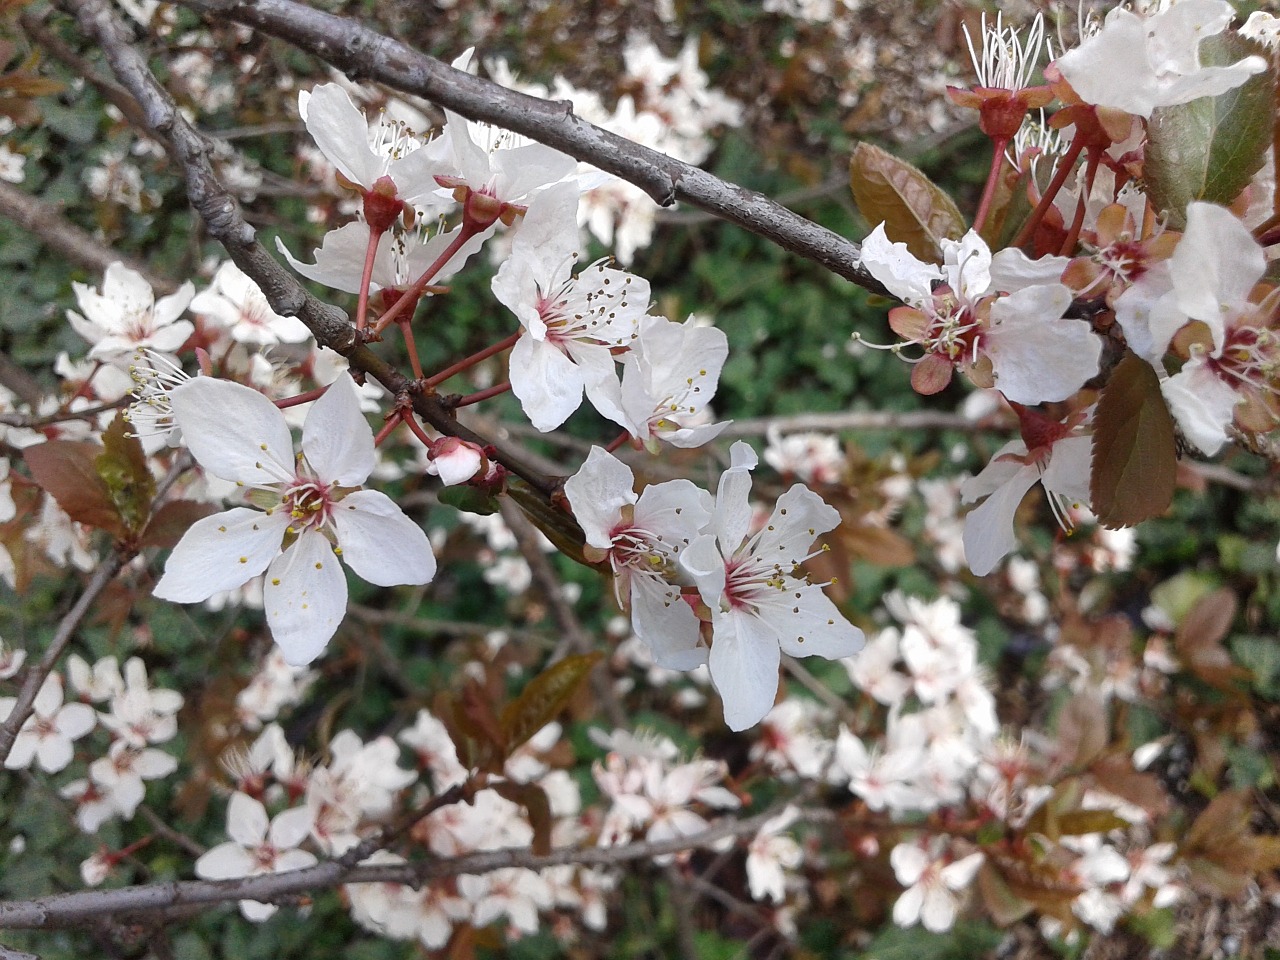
[0,181,165,292]
[0,801,787,929]
[170,0,883,293]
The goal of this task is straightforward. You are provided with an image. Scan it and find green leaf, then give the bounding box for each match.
[1145,33,1276,227]
[1090,352,1177,528]
[850,142,966,262]
[437,483,501,516]
[96,413,155,536]
[500,652,601,754]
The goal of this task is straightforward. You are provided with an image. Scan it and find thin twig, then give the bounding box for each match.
[0,550,132,765]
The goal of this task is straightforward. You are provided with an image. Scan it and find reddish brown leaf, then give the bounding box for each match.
[1090,352,1177,528]
[492,780,553,856]
[23,440,124,536]
[139,499,218,549]
[500,652,601,753]
[850,143,967,262]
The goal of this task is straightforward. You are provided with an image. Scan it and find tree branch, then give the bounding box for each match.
[62,0,561,498]
[170,0,884,294]
[0,801,787,929]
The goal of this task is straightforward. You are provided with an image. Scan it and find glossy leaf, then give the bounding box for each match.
[23,439,124,536]
[849,142,966,262]
[500,652,601,753]
[1090,352,1177,528]
[438,483,501,517]
[1146,34,1275,228]
[505,482,590,567]
[96,414,155,536]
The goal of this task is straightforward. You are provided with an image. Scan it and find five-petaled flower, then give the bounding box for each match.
[153,373,435,665]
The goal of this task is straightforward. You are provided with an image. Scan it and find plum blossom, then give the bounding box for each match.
[0,675,95,773]
[190,261,310,346]
[494,182,649,430]
[154,374,435,665]
[563,447,711,669]
[680,442,865,730]
[890,839,983,933]
[603,314,730,450]
[194,792,317,921]
[67,262,194,361]
[1127,203,1279,455]
[300,82,449,216]
[1054,0,1266,119]
[746,806,804,903]
[859,225,1098,403]
[961,406,1092,577]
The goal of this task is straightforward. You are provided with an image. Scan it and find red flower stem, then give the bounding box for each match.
[399,319,425,381]
[1011,135,1085,250]
[373,411,403,447]
[972,137,1009,235]
[604,431,631,453]
[450,381,510,408]
[1058,147,1101,256]
[373,222,482,334]
[402,410,436,448]
[425,332,520,388]
[355,224,383,333]
[274,385,329,409]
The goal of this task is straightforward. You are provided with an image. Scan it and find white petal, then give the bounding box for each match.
[859,223,940,306]
[301,374,375,486]
[153,508,289,603]
[680,534,726,606]
[962,463,1040,576]
[332,489,436,586]
[264,530,348,666]
[768,589,865,661]
[1161,359,1240,455]
[227,792,269,847]
[268,805,314,849]
[195,842,256,880]
[1172,202,1266,351]
[564,447,636,550]
[275,225,371,295]
[987,286,1099,404]
[509,335,584,432]
[709,612,781,732]
[169,378,295,485]
[631,576,706,671]
[303,84,381,188]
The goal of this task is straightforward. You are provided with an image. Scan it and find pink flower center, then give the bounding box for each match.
[284,479,335,532]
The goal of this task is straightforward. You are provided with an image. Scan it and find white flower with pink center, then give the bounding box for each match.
[564,447,712,670]
[195,792,317,922]
[493,182,649,431]
[153,373,435,665]
[680,442,865,731]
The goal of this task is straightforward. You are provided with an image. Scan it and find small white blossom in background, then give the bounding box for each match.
[67,262,194,362]
[189,261,311,346]
[235,650,318,729]
[746,806,805,903]
[0,639,25,681]
[889,838,983,933]
[0,675,95,773]
[194,792,317,921]
[763,428,846,486]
